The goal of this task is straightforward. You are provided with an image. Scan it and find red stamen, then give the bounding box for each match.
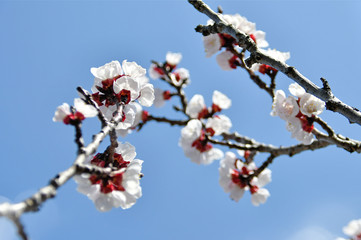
[212,104,222,113]
[197,107,209,119]
[63,112,85,125]
[250,185,259,194]
[205,127,215,137]
[142,111,149,122]
[249,34,257,43]
[228,55,239,69]
[117,89,131,104]
[191,130,213,153]
[163,90,172,100]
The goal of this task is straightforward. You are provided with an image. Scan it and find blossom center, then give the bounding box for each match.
[191,130,213,153]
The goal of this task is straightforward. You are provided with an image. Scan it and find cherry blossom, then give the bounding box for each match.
[179,119,223,165]
[286,116,314,145]
[149,63,164,80]
[91,60,154,108]
[53,98,97,125]
[149,52,187,85]
[219,151,271,206]
[74,142,143,212]
[170,68,190,86]
[116,103,143,137]
[289,83,325,117]
[203,14,269,58]
[186,94,207,119]
[270,90,299,121]
[205,115,232,136]
[203,34,222,58]
[271,83,325,145]
[216,50,239,71]
[336,219,361,240]
[154,88,172,108]
[90,60,154,134]
[186,91,231,119]
[166,52,182,67]
[212,90,231,112]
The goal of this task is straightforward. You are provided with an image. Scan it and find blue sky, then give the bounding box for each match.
[1,1,361,239]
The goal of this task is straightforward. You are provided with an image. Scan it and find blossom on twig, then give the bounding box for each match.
[336,219,361,240]
[271,83,325,144]
[219,151,271,206]
[74,142,143,212]
[186,90,231,119]
[53,98,97,125]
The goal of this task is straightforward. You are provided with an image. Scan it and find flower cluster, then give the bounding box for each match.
[74,142,143,212]
[202,13,289,74]
[90,60,154,132]
[219,151,271,206]
[150,52,190,108]
[336,219,361,240]
[179,91,232,164]
[271,83,325,144]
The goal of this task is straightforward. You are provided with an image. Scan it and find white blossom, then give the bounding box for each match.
[212,90,231,110]
[53,98,97,123]
[149,63,164,80]
[186,94,206,119]
[203,34,222,58]
[116,103,143,137]
[74,142,143,212]
[91,60,122,93]
[179,119,223,165]
[286,117,314,145]
[342,219,361,240]
[299,93,325,117]
[171,67,190,86]
[153,88,168,108]
[270,90,299,121]
[138,83,155,107]
[166,52,182,66]
[219,151,271,205]
[216,50,237,71]
[289,83,306,98]
[251,188,270,206]
[289,83,325,117]
[206,115,232,135]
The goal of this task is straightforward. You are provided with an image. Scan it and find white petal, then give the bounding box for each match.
[229,187,245,202]
[251,188,270,206]
[138,83,155,107]
[212,90,231,109]
[115,142,136,162]
[166,52,182,66]
[186,95,206,119]
[121,60,146,79]
[289,83,305,97]
[90,61,122,80]
[93,193,114,212]
[257,169,272,187]
[73,98,98,118]
[206,115,232,135]
[203,34,221,58]
[113,76,140,101]
[216,51,236,71]
[299,93,325,117]
[53,103,70,122]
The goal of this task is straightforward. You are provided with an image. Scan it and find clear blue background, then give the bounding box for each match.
[1,1,361,239]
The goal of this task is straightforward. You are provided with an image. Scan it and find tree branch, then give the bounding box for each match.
[188,0,361,125]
